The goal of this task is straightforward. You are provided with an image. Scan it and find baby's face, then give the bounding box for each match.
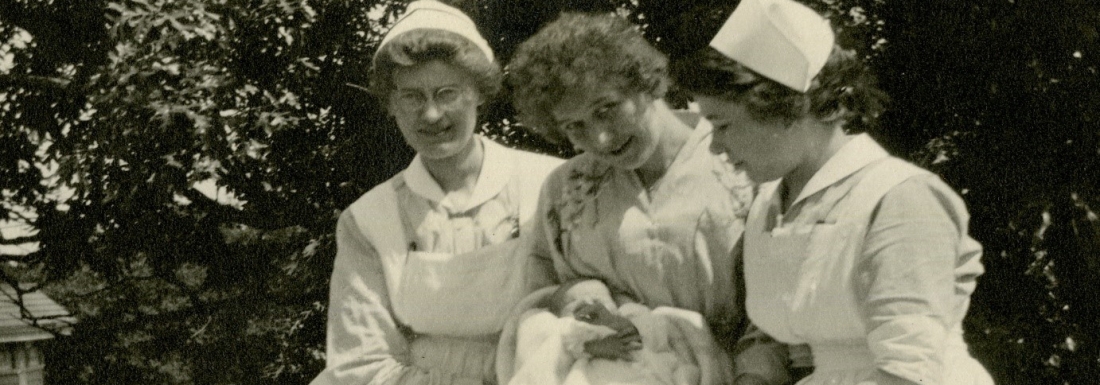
[560,281,641,353]
[559,280,618,318]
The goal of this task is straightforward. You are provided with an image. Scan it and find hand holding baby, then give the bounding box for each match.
[549,280,644,361]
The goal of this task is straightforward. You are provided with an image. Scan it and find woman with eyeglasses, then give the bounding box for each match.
[503,12,793,385]
[310,2,563,385]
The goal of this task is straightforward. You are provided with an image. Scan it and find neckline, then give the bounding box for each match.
[633,110,709,200]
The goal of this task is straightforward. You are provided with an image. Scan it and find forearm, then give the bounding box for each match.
[523,222,559,291]
[731,324,790,385]
[527,179,564,288]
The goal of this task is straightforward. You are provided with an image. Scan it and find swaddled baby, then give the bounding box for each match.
[509,279,701,385]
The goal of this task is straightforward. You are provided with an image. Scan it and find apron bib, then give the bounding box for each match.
[744,159,926,344]
[393,238,530,336]
[353,177,532,337]
[743,181,823,344]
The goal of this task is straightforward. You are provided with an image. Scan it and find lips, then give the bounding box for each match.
[607,136,634,157]
[418,124,453,140]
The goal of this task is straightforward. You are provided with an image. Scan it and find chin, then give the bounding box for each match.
[606,154,646,171]
[617,143,657,171]
[418,137,473,160]
[746,170,782,184]
[417,144,460,160]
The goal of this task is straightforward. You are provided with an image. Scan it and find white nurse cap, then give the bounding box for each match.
[375,0,495,63]
[708,0,835,92]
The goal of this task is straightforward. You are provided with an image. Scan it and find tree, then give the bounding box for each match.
[871,1,1100,383]
[2,0,1098,384]
[2,0,412,382]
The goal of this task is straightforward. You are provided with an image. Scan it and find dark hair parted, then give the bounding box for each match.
[507,13,670,144]
[672,46,889,132]
[369,29,501,100]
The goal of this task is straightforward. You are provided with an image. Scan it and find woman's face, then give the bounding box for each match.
[696,96,805,183]
[389,60,482,160]
[550,84,658,170]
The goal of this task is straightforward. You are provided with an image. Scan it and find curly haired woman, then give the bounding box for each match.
[506,12,795,385]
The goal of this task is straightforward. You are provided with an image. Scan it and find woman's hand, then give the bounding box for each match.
[574,302,643,360]
[583,327,643,360]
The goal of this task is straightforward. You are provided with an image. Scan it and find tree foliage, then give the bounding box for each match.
[2,0,410,382]
[0,0,1097,384]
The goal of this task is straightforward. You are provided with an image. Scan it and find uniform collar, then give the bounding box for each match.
[788,133,889,207]
[672,110,711,164]
[402,136,513,211]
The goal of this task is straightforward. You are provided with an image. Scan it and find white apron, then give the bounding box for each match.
[352,178,536,382]
[743,158,993,385]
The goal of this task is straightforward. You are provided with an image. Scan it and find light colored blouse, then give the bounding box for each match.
[530,114,791,384]
[312,136,563,385]
[743,134,992,385]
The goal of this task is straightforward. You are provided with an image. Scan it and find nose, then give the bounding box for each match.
[420,100,444,122]
[708,138,727,156]
[588,124,618,152]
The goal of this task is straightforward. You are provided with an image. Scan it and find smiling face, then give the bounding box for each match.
[389,60,482,160]
[696,96,808,184]
[550,84,658,170]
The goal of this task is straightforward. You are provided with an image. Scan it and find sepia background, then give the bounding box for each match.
[0,0,1097,383]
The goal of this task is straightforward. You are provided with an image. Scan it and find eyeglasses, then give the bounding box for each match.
[390,86,469,114]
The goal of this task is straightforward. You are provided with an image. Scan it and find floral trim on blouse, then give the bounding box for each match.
[548,159,614,255]
[710,157,754,221]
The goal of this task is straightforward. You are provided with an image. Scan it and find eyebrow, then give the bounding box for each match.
[551,94,619,125]
[395,84,460,92]
[589,95,615,108]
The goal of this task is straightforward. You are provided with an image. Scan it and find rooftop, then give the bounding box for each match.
[0,284,75,343]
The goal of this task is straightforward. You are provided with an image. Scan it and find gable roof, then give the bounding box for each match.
[0,284,76,343]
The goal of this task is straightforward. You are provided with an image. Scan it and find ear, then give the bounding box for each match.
[818,105,849,124]
[634,92,658,111]
[779,116,812,137]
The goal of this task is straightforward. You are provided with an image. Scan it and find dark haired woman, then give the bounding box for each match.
[508,12,790,385]
[673,1,994,384]
[311,2,562,384]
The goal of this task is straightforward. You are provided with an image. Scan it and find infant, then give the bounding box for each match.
[509,279,701,385]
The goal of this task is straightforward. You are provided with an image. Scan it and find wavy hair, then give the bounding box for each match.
[507,13,669,143]
[369,28,501,101]
[673,46,888,132]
